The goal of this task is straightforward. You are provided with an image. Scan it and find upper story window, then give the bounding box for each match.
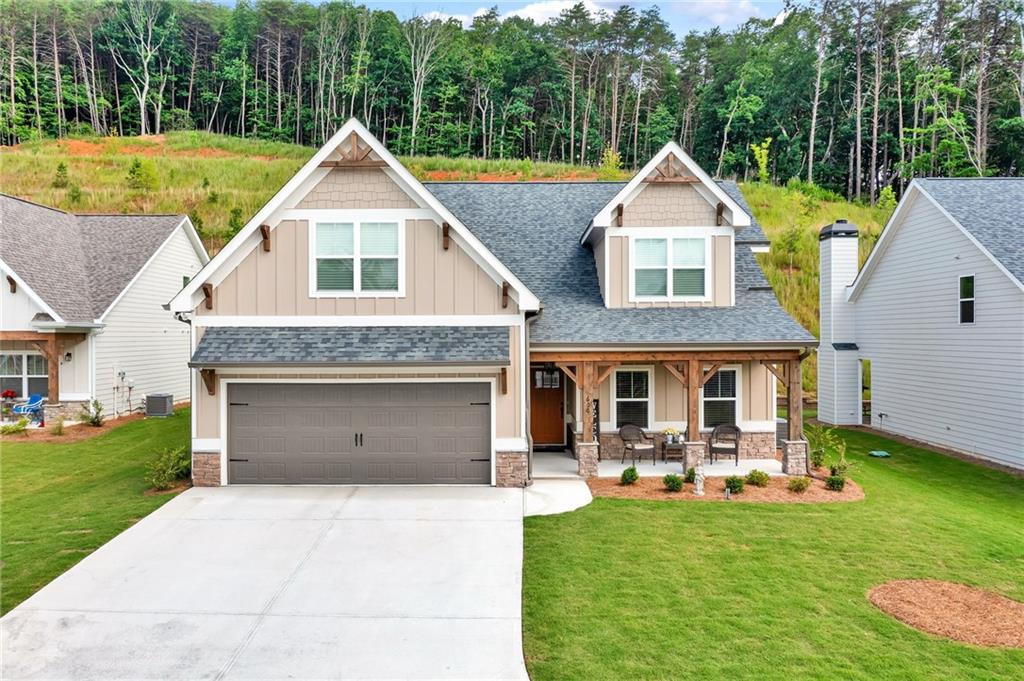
[313,221,402,296]
[632,236,708,300]
[958,275,975,324]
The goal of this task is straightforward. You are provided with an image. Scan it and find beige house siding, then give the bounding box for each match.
[604,234,732,307]
[198,219,516,316]
[596,361,773,430]
[296,167,418,209]
[193,324,522,441]
[622,183,717,227]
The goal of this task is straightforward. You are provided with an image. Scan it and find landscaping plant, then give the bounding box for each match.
[804,422,840,469]
[79,399,105,427]
[145,446,191,491]
[49,416,65,436]
[684,467,696,483]
[620,466,639,486]
[825,475,847,492]
[745,469,771,487]
[724,475,745,494]
[663,473,684,493]
[787,476,811,493]
[1,417,29,436]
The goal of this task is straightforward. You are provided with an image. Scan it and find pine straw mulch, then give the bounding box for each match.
[3,412,147,444]
[587,474,864,503]
[869,580,1024,648]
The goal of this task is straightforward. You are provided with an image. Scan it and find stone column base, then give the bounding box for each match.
[577,442,599,478]
[781,440,809,475]
[496,452,529,487]
[683,441,706,472]
[192,452,221,487]
[42,401,89,424]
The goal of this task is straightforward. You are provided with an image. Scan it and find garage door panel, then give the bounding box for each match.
[228,383,491,484]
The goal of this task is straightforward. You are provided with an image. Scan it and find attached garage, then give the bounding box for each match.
[227,382,492,484]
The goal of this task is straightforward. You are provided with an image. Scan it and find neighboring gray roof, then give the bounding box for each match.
[717,180,769,244]
[0,194,188,323]
[190,327,511,366]
[914,178,1024,286]
[426,182,813,346]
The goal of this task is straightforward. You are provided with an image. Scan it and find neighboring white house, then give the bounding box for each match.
[0,194,208,421]
[818,178,1024,470]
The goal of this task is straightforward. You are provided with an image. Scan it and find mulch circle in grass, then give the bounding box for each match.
[869,580,1024,648]
[587,475,864,503]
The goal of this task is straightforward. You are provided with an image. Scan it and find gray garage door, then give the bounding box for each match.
[227,383,491,484]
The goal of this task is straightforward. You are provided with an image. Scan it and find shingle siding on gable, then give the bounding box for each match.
[855,196,1024,468]
[297,167,418,209]
[622,183,717,227]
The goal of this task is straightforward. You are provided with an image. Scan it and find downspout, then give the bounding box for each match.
[524,308,540,483]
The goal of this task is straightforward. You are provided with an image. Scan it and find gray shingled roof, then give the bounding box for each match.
[0,195,188,323]
[425,182,813,345]
[190,327,511,366]
[915,178,1024,287]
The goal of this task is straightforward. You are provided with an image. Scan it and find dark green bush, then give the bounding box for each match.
[825,475,847,492]
[724,476,744,494]
[146,446,191,490]
[663,473,684,492]
[787,476,811,493]
[745,469,770,487]
[620,466,639,485]
[684,467,696,483]
[79,399,104,427]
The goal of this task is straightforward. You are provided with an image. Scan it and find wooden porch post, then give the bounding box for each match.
[687,358,700,441]
[788,358,804,440]
[579,361,596,443]
[47,336,59,403]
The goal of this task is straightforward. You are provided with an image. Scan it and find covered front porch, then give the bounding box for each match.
[529,349,810,479]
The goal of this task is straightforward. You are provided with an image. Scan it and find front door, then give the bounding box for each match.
[530,367,564,446]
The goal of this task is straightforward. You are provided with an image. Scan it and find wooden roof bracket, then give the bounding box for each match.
[259,224,271,252]
[501,282,510,308]
[615,203,624,227]
[663,362,688,386]
[201,283,214,310]
[200,368,216,396]
[499,367,508,395]
[716,202,725,226]
[555,362,578,384]
[700,362,723,387]
[442,222,451,250]
[6,275,15,293]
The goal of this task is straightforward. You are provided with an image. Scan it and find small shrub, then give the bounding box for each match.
[620,466,639,485]
[829,441,852,477]
[825,475,847,492]
[663,473,684,492]
[877,185,897,214]
[597,146,623,180]
[750,137,772,183]
[227,207,245,237]
[50,416,65,436]
[1,417,29,435]
[67,184,83,204]
[52,161,69,188]
[724,475,744,494]
[126,157,158,192]
[79,399,105,427]
[805,422,840,469]
[146,446,191,490]
[745,469,770,487]
[787,476,811,493]
[684,467,696,483]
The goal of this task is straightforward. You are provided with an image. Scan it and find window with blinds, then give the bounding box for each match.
[633,236,706,299]
[615,370,650,428]
[314,221,400,294]
[702,368,737,429]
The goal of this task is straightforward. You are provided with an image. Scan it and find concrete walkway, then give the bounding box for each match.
[1,486,529,680]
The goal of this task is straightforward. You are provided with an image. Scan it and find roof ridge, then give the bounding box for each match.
[1,193,71,215]
[423,180,626,185]
[75,212,185,218]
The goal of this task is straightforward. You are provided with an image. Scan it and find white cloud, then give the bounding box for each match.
[658,0,764,29]
[504,0,603,24]
[421,8,489,28]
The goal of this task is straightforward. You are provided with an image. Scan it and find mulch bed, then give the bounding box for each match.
[587,474,864,503]
[3,412,147,444]
[869,580,1024,648]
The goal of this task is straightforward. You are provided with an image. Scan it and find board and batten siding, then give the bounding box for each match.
[94,225,204,416]
[854,194,1024,468]
[199,219,515,316]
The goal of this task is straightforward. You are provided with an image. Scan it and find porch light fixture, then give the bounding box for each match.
[64,352,72,362]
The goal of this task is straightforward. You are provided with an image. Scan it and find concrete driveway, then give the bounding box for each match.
[1,486,529,680]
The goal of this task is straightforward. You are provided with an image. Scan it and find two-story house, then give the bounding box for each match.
[169,119,815,487]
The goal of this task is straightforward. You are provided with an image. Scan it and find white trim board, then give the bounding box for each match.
[169,118,540,314]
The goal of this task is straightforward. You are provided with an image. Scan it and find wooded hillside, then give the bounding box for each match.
[1,0,1021,203]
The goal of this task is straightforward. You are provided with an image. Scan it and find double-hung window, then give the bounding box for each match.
[633,237,707,299]
[314,221,401,294]
[0,353,48,398]
[614,370,650,429]
[702,368,737,429]
[958,275,975,324]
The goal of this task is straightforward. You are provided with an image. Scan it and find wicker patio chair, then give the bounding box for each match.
[708,424,742,466]
[618,424,656,465]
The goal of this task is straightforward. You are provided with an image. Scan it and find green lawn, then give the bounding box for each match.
[523,428,1024,680]
[0,410,190,614]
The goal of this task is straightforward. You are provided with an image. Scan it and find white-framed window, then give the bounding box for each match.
[311,220,403,296]
[701,367,739,430]
[613,367,652,429]
[0,352,48,399]
[630,235,709,301]
[958,275,975,324]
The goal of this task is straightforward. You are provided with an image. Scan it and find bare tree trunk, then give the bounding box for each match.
[402,18,445,155]
[186,27,199,115]
[51,11,64,137]
[894,29,907,192]
[808,11,828,184]
[32,12,41,135]
[869,2,883,203]
[853,1,866,200]
[715,76,746,178]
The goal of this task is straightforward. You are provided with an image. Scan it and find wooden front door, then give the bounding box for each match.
[530,367,565,446]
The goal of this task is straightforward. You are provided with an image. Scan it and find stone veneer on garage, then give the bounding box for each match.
[495,452,529,487]
[192,452,221,487]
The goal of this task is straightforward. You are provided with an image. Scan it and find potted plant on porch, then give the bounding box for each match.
[662,427,681,444]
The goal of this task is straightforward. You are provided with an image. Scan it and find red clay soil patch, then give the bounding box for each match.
[869,580,1024,648]
[58,138,109,156]
[6,412,147,444]
[587,475,864,503]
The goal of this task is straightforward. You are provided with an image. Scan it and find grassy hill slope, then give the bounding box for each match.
[1,132,892,392]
